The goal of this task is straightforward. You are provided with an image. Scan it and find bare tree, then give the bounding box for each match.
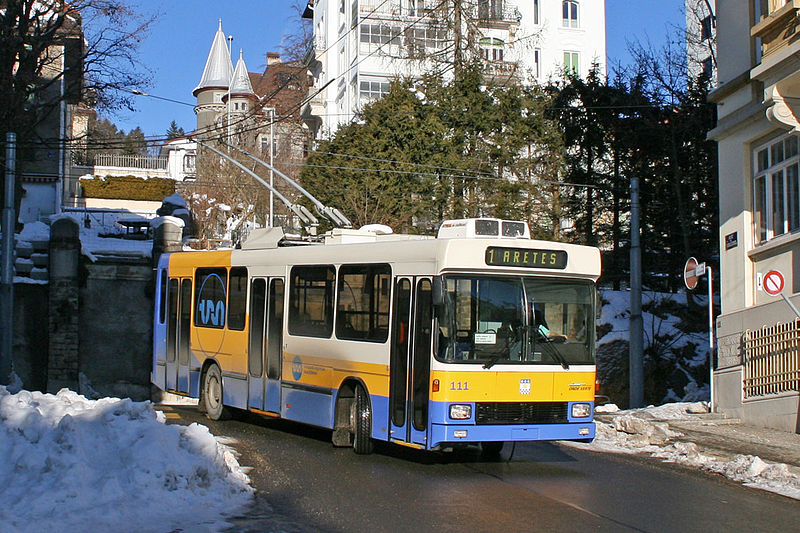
[0,0,155,219]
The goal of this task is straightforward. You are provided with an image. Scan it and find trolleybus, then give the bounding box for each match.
[152,218,600,454]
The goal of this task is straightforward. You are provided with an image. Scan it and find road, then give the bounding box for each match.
[159,405,800,533]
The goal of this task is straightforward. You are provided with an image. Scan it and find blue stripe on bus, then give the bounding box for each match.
[429,421,595,447]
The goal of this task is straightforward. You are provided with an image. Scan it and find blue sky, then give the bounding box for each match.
[115,0,684,138]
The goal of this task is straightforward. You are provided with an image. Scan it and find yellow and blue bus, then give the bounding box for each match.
[152,218,600,454]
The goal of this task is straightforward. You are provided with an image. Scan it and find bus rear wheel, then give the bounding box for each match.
[353,386,373,455]
[203,364,231,421]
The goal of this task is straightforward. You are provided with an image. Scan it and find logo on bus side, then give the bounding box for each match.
[292,356,303,381]
[520,378,531,395]
[196,273,226,327]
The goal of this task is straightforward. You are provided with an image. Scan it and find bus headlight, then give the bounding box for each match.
[449,404,472,420]
[571,403,592,418]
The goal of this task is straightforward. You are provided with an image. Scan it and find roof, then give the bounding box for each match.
[228,50,256,98]
[193,20,233,96]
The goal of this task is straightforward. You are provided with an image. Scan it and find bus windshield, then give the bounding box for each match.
[436,276,595,366]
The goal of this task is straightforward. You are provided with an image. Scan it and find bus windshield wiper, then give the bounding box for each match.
[536,334,570,370]
[482,355,503,369]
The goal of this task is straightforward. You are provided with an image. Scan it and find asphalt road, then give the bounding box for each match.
[159,405,800,533]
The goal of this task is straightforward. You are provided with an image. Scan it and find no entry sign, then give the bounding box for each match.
[684,257,704,290]
[763,270,785,296]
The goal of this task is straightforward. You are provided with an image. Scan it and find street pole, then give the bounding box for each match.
[629,175,644,408]
[1,132,17,385]
[707,267,715,412]
[269,108,274,228]
[227,35,233,142]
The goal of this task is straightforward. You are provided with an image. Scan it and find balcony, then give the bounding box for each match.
[750,0,800,133]
[751,0,800,61]
[476,1,521,29]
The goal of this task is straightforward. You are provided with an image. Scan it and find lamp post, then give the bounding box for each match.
[227,34,233,142]
[629,174,644,408]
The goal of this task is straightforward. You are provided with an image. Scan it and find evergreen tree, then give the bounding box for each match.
[166,120,185,139]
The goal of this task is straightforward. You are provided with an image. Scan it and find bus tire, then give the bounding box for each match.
[203,364,231,421]
[353,386,373,455]
[481,441,504,457]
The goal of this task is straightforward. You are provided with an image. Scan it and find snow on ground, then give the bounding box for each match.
[0,386,252,533]
[566,403,800,501]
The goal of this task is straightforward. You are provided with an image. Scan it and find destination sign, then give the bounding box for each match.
[485,247,568,269]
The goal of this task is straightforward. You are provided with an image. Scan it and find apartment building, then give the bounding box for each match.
[709,0,800,433]
[686,0,718,86]
[302,0,606,138]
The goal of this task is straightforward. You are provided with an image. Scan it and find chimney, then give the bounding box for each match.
[267,52,281,65]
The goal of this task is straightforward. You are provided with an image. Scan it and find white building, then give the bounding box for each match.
[302,0,606,138]
[685,0,717,86]
[708,0,800,433]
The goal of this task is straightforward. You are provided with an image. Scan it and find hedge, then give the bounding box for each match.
[81,175,176,201]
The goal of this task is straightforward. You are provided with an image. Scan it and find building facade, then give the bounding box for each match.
[686,0,718,86]
[709,0,800,433]
[302,0,606,138]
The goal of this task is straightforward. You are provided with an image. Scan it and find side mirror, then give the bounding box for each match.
[432,276,444,307]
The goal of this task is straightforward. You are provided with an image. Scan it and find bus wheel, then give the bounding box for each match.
[353,386,373,455]
[481,441,504,457]
[203,364,231,421]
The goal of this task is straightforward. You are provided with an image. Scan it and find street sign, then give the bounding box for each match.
[684,257,699,290]
[763,269,785,296]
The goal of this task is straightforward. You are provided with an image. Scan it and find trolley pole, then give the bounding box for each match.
[629,175,644,408]
[1,132,17,385]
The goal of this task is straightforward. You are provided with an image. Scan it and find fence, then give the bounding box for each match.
[94,154,168,170]
[743,320,800,398]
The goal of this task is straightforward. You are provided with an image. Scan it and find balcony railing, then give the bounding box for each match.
[93,153,168,170]
[743,319,800,398]
[476,1,521,25]
[751,0,800,61]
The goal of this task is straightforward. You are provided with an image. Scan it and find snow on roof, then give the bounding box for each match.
[18,221,50,241]
[0,386,252,531]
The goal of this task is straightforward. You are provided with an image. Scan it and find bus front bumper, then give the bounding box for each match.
[430,421,595,448]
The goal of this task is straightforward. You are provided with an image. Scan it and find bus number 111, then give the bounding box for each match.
[450,381,469,391]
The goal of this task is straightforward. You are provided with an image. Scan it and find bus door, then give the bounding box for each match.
[247,277,284,413]
[166,278,192,394]
[389,277,433,447]
[247,278,267,410]
[264,278,285,413]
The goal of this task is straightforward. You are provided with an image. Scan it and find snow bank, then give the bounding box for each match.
[567,403,800,500]
[0,387,252,532]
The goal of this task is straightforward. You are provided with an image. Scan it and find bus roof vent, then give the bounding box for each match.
[437,218,530,239]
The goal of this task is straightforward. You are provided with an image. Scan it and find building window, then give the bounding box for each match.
[360,78,390,100]
[702,56,713,78]
[753,134,800,243]
[533,0,540,24]
[183,153,195,172]
[479,0,504,19]
[480,37,504,62]
[534,48,541,78]
[562,1,579,28]
[563,51,579,75]
[700,15,713,40]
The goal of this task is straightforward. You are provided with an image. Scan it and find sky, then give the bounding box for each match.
[113,0,686,139]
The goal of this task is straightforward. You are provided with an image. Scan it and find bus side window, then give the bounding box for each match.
[228,267,248,331]
[289,266,335,338]
[159,270,167,324]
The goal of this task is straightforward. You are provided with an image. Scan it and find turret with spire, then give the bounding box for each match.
[223,50,258,119]
[194,20,234,133]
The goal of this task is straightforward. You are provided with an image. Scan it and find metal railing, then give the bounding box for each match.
[743,319,800,398]
[93,154,168,170]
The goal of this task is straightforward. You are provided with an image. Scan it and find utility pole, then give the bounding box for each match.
[629,175,644,408]
[1,132,17,385]
[269,108,274,228]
